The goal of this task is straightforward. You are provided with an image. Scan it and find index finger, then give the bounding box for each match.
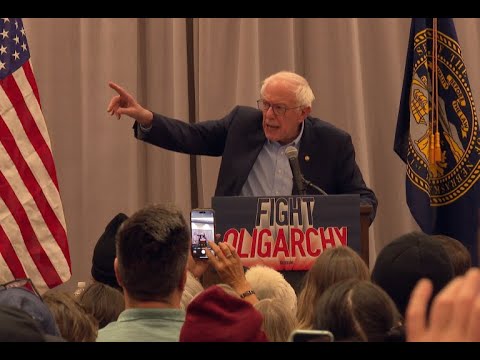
[108,81,129,97]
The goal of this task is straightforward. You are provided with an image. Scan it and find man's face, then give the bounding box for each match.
[260,81,310,145]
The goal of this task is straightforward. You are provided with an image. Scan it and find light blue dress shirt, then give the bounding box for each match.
[240,122,304,196]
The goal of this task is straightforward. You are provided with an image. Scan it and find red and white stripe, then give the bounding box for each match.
[0,60,71,293]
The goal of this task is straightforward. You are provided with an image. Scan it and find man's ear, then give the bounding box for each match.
[301,106,312,120]
[179,267,188,292]
[114,258,123,287]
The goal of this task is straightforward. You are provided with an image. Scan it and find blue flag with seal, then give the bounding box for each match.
[394,18,480,265]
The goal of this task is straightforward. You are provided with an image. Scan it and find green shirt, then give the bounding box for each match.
[96,308,185,342]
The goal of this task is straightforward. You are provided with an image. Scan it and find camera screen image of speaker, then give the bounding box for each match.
[191,209,215,259]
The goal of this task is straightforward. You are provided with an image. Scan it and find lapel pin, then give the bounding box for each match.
[304,155,310,162]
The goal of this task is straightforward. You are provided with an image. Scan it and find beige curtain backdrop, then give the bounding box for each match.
[22,18,480,291]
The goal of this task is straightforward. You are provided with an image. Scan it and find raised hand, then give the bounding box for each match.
[406,267,480,342]
[206,241,258,304]
[107,82,153,126]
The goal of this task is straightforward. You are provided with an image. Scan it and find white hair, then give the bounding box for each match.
[245,265,297,315]
[260,71,315,107]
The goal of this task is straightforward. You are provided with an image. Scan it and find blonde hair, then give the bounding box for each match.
[43,291,98,342]
[297,246,370,329]
[245,265,297,315]
[255,298,297,342]
[180,272,204,309]
[260,71,315,107]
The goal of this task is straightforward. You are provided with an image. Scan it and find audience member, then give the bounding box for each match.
[371,231,454,317]
[296,246,369,329]
[91,212,128,290]
[43,291,98,342]
[0,305,62,342]
[431,234,472,276]
[180,271,204,310]
[255,298,297,342]
[78,282,125,329]
[96,204,189,342]
[245,265,297,315]
[406,267,480,342]
[179,285,268,342]
[180,250,208,309]
[0,280,61,337]
[206,241,260,305]
[314,279,404,342]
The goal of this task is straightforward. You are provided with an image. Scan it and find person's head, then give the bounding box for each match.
[114,203,190,305]
[258,71,314,145]
[78,282,125,329]
[245,265,297,315]
[91,212,128,290]
[254,298,297,342]
[179,285,268,342]
[0,280,60,336]
[314,279,404,342]
[43,291,98,342]
[0,305,62,342]
[180,272,204,310]
[297,246,370,329]
[430,234,471,276]
[371,231,454,316]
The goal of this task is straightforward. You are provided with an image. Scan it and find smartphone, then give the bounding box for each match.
[288,329,334,342]
[190,208,215,259]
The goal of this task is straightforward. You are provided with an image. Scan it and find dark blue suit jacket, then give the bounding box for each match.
[135,105,377,219]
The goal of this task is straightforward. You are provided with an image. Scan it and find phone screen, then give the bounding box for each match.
[190,209,215,259]
[288,330,334,342]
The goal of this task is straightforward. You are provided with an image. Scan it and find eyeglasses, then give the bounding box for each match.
[0,278,42,300]
[257,99,302,116]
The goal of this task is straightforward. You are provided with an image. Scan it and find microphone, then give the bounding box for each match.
[303,177,328,196]
[285,146,307,195]
[285,146,328,196]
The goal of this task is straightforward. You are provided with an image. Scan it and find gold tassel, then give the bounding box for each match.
[429,133,435,165]
[434,131,442,161]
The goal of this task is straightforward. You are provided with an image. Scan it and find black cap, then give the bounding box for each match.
[371,231,454,315]
[91,213,128,289]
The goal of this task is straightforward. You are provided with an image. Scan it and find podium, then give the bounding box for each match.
[360,204,373,265]
[201,195,371,289]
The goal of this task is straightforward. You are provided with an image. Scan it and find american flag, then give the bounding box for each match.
[0,18,71,292]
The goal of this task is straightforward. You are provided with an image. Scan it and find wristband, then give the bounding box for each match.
[239,290,255,299]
